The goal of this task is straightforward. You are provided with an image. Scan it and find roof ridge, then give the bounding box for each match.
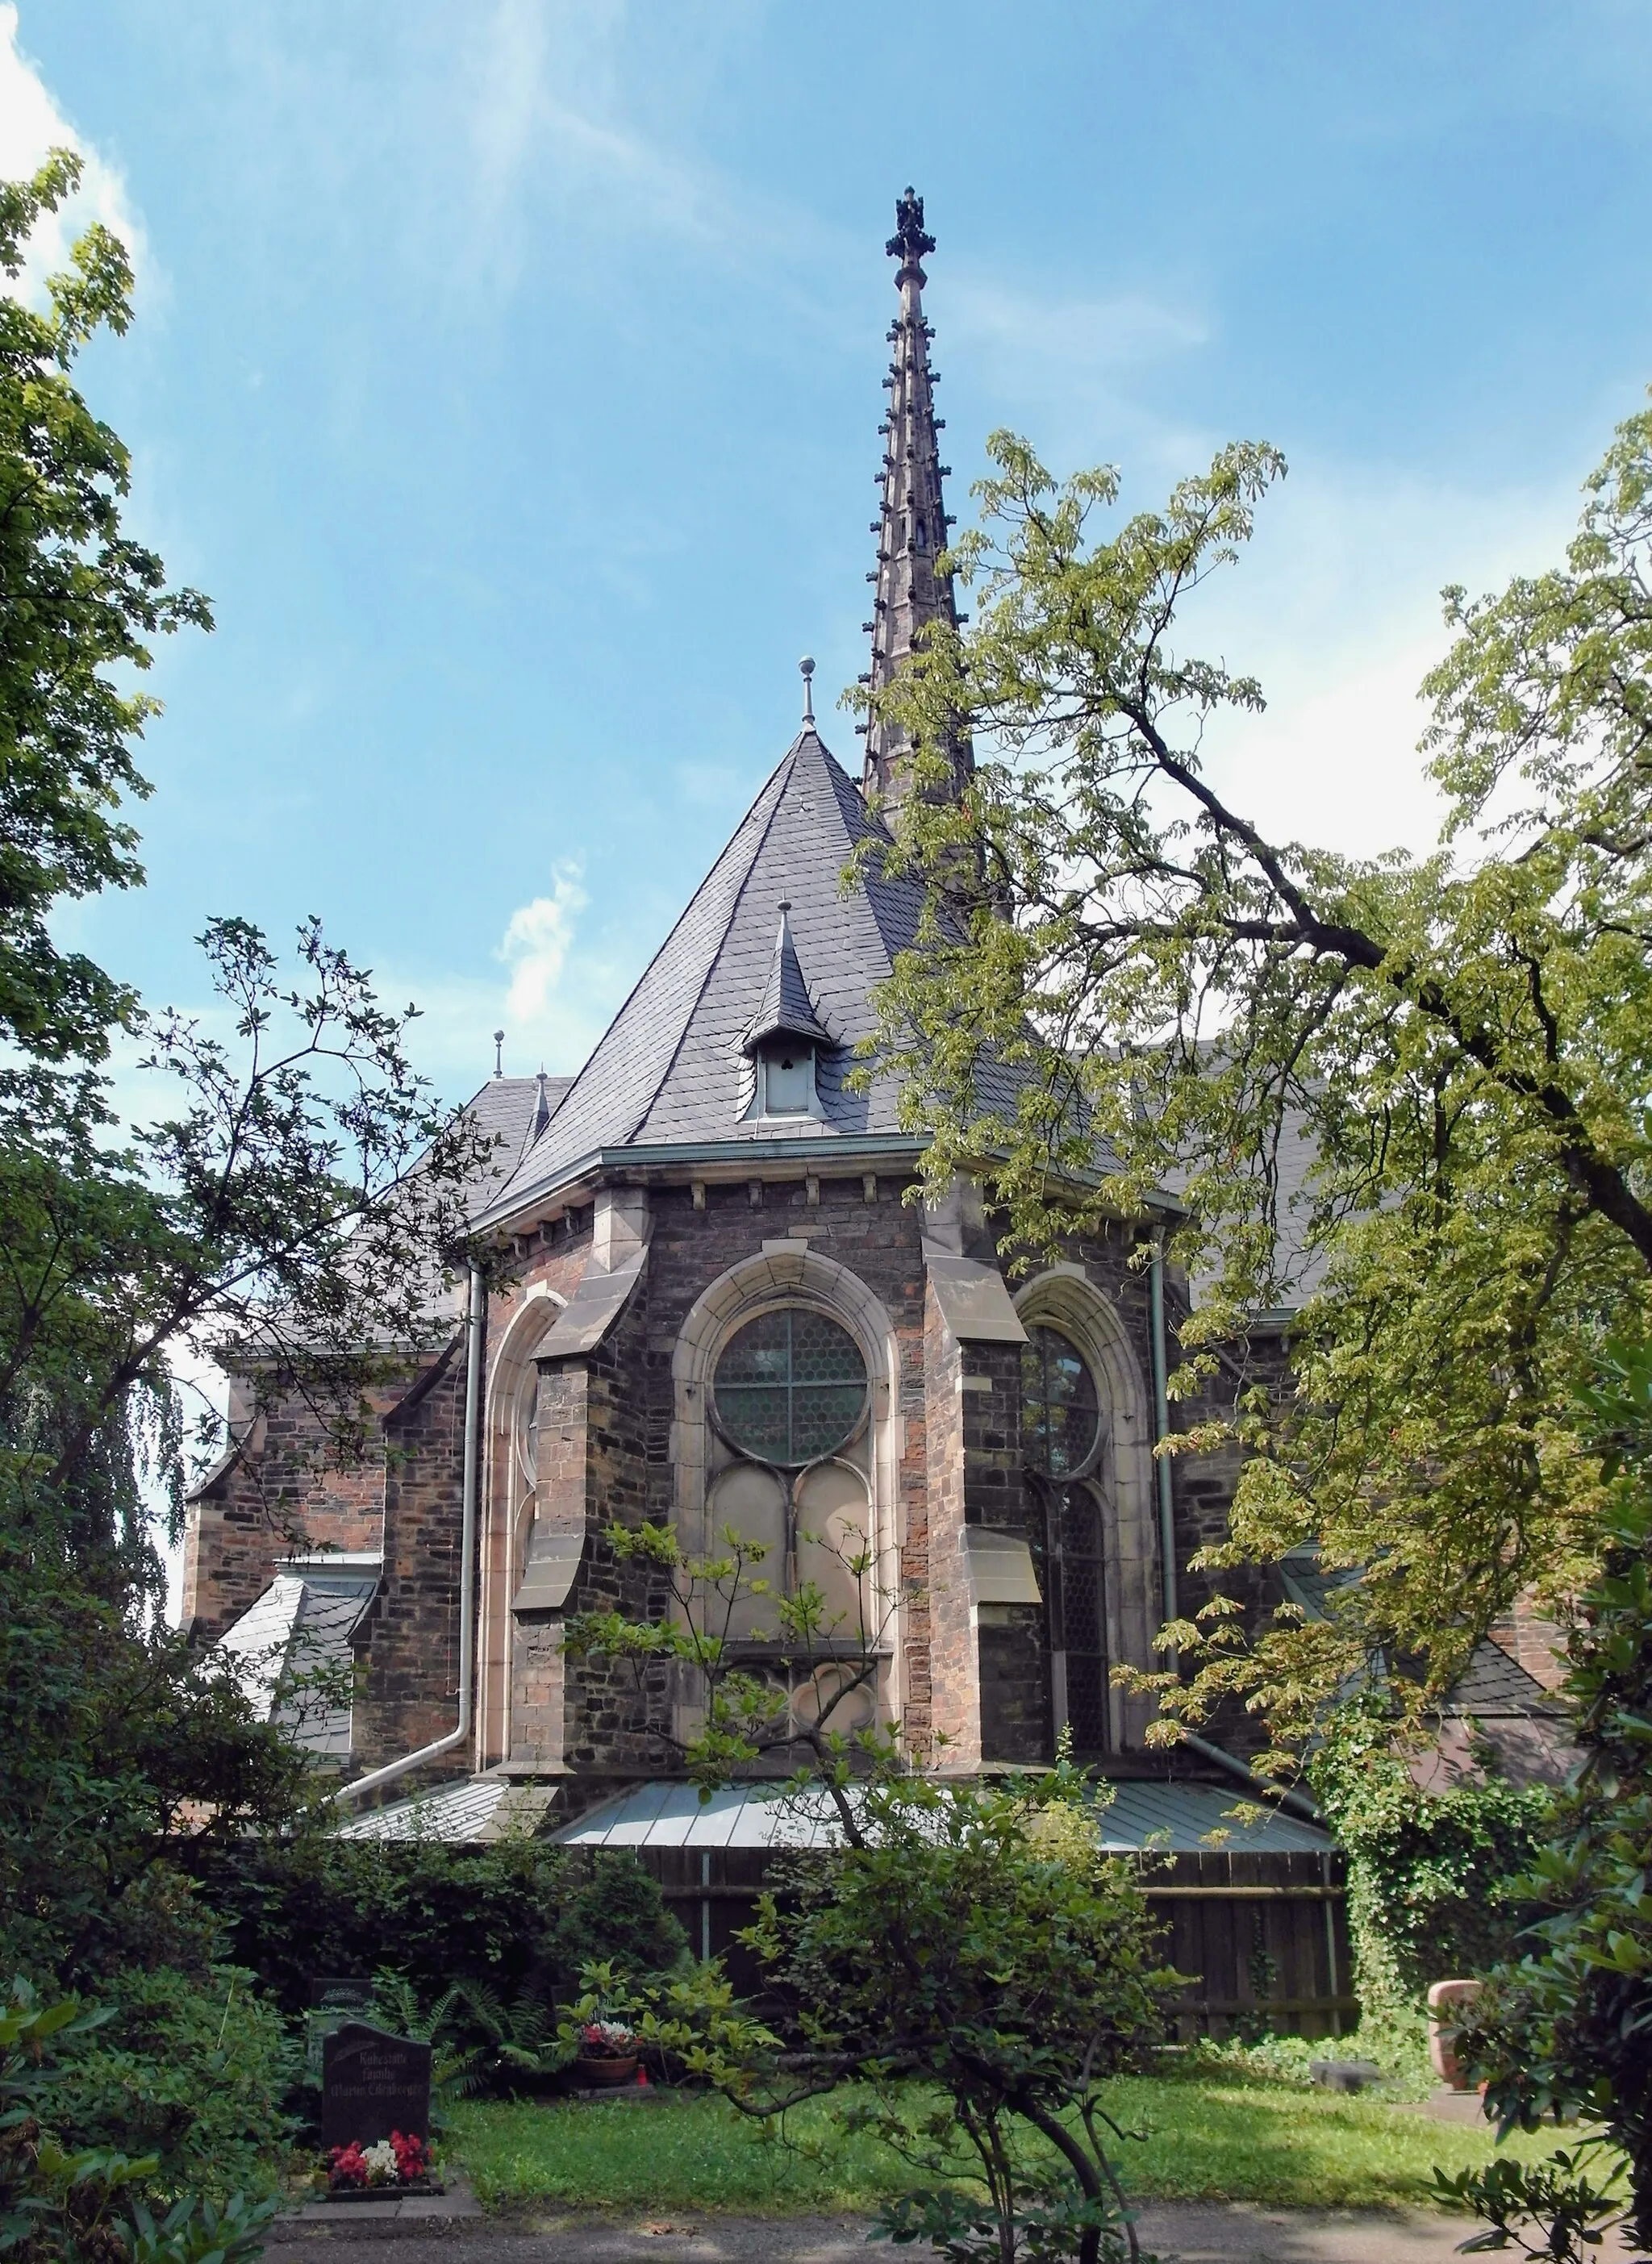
[619,740,804,1141]
[518,749,799,1151]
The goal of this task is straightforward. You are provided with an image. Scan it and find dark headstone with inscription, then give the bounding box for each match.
[320,2023,432,2151]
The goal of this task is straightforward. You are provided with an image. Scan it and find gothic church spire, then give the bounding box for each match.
[861,188,972,809]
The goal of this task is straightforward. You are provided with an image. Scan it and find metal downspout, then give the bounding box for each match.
[332,1261,483,1808]
[1148,1221,1179,1632]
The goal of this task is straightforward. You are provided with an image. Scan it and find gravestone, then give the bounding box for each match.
[305,1978,375,2077]
[320,2022,432,2151]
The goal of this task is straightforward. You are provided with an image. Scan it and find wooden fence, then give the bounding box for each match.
[634,1843,1355,2041]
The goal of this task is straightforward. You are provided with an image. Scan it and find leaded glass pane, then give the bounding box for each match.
[1065,1653,1108,1754]
[1020,1325,1100,1478]
[715,1308,867,1466]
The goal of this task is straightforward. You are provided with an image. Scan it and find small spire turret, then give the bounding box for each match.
[862,188,971,809]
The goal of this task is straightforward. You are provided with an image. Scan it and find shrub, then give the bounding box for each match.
[1,1980,284,2264]
[617,1765,1182,2264]
[44,1966,294,2204]
[542,1853,690,1986]
[193,1835,686,2016]
[1446,1340,1652,2258]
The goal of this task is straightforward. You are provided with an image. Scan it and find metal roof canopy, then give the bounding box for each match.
[549,1777,1335,1856]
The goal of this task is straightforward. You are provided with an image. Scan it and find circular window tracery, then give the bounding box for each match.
[1020,1323,1101,1478]
[714,1307,867,1466]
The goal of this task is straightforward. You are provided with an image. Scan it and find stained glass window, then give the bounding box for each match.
[1020,1324,1100,1478]
[715,1309,867,1466]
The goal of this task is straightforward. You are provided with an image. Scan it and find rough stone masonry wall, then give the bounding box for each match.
[350,1340,471,1773]
[549,1174,937,1781]
[558,1275,678,1777]
[182,1378,408,1641]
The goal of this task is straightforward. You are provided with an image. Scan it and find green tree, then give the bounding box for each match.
[1438,1337,1652,2257]
[599,1766,1179,2264]
[859,397,1652,1753]
[0,152,209,1065]
[0,157,488,1988]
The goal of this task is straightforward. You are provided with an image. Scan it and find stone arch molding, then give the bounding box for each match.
[671,1242,906,1716]
[1014,1265,1158,1747]
[478,1281,567,1768]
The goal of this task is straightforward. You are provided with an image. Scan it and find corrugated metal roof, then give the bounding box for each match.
[337,1774,558,1842]
[1095,1779,1331,1853]
[549,1777,1334,1855]
[549,1780,845,1849]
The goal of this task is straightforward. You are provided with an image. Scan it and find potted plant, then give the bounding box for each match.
[575,2016,639,2087]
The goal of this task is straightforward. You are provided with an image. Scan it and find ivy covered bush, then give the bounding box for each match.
[1309,1697,1549,2053]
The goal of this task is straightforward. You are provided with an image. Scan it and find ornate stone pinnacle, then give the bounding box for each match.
[862,192,970,811]
[886,186,936,269]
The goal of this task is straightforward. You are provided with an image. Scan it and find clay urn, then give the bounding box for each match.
[1427,1978,1482,2090]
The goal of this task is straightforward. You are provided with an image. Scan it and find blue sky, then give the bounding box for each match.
[7,1,1652,1102]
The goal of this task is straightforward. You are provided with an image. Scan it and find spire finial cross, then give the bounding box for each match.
[799,654,815,726]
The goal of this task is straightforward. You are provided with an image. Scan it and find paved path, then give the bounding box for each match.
[259,2202,1647,2262]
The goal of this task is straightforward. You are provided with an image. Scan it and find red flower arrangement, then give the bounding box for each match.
[327,2131,430,2190]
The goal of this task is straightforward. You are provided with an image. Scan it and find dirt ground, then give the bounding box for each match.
[261,2201,1650,2263]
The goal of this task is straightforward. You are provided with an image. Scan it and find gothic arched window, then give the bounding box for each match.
[700,1305,875,1687]
[1022,1323,1112,1755]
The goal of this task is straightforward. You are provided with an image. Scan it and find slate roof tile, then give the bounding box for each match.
[486,729,943,1217]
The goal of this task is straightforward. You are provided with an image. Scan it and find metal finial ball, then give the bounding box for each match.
[799,656,815,678]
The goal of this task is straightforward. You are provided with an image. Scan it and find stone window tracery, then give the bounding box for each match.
[714,1309,867,1466]
[1021,1321,1114,1757]
[674,1261,899,1749]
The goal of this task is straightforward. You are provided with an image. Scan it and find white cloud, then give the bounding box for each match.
[499,861,588,1025]
[1185,451,1583,859]
[951,279,1208,384]
[0,3,151,304]
[453,0,745,302]
[377,863,614,1092]
[944,273,1215,473]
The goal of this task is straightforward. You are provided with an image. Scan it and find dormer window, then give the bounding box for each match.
[758,1043,816,1118]
[740,900,833,1127]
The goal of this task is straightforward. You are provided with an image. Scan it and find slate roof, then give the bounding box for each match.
[1441,1640,1564,1717]
[460,1072,574,1208]
[743,903,834,1055]
[215,1558,381,1761]
[482,726,1001,1224]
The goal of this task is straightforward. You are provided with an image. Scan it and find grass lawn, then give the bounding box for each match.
[446,2076,1572,2218]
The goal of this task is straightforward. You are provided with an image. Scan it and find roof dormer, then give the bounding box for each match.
[742,900,832,1123]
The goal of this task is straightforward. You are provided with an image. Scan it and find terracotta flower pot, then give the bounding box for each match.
[1427,1978,1482,2090]
[578,2052,638,2087]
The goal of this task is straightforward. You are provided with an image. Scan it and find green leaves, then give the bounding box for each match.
[1437,1345,1652,2254]
[864,392,1652,1749]
[0,152,211,1069]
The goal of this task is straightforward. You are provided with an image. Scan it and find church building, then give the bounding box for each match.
[180,197,1363,1863]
